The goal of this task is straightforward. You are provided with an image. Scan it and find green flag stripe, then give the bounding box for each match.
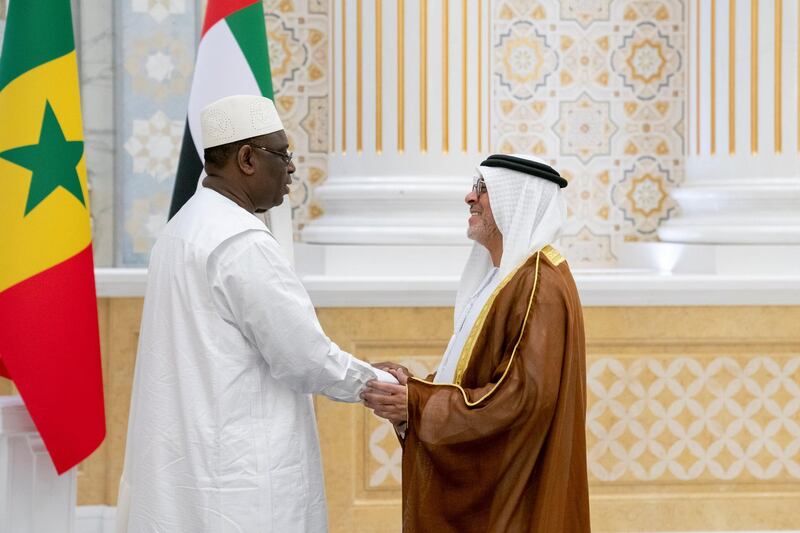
[0,0,76,93]
[225,3,274,99]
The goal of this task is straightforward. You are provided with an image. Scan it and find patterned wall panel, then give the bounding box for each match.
[491,0,686,266]
[112,0,328,265]
[365,356,440,490]
[360,351,800,493]
[116,0,196,266]
[107,0,686,266]
[263,0,329,235]
[588,353,800,483]
[72,303,800,530]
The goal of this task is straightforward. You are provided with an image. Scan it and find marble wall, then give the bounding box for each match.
[1,1,685,265]
[79,0,116,267]
[60,300,800,531]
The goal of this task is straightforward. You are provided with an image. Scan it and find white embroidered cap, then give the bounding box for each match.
[200,95,284,149]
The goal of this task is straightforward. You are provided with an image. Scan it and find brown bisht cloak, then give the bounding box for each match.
[402,246,590,532]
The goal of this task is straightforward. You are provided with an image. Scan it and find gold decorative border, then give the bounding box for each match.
[729,0,736,154]
[442,0,449,153]
[408,251,542,407]
[331,0,336,152]
[696,0,701,154]
[711,0,717,154]
[356,0,363,153]
[397,0,405,152]
[453,245,563,383]
[477,0,483,152]
[376,0,383,153]
[774,0,782,153]
[751,0,759,154]
[420,0,428,152]
[341,0,347,153]
[542,244,565,266]
[461,0,468,152]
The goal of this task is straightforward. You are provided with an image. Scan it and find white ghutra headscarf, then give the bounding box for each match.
[453,154,568,328]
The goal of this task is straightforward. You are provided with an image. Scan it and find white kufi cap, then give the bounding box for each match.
[200,95,284,149]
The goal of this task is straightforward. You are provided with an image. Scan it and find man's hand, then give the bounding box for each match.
[372,362,412,381]
[362,380,408,424]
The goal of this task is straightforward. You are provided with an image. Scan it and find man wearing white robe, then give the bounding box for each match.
[116,95,395,533]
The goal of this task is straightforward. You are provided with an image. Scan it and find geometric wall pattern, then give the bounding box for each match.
[365,356,439,489]
[264,0,330,233]
[588,354,800,482]
[49,0,686,265]
[116,0,196,266]
[114,0,329,265]
[364,353,800,490]
[38,301,798,531]
[491,0,685,265]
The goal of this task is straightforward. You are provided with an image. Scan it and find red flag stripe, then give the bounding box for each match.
[201,0,259,36]
[0,244,105,473]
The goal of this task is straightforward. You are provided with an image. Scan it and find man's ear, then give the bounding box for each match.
[237,144,257,175]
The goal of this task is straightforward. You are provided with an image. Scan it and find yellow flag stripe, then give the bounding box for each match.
[0,51,91,293]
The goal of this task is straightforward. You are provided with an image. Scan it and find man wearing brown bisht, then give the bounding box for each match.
[363,154,590,532]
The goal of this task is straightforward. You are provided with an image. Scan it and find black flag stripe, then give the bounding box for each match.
[168,120,204,220]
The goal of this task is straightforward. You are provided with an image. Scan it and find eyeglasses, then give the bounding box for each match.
[472,177,487,198]
[250,144,294,165]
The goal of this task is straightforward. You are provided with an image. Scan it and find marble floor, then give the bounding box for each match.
[75,506,800,533]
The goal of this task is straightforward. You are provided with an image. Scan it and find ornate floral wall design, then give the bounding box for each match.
[107,0,684,265]
[124,111,184,183]
[363,352,800,491]
[124,32,193,102]
[115,0,328,265]
[495,20,559,100]
[116,0,195,266]
[492,0,686,266]
[588,354,800,483]
[131,0,187,23]
[263,0,330,235]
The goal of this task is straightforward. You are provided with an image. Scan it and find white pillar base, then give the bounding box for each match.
[300,175,473,245]
[0,396,76,533]
[658,178,800,244]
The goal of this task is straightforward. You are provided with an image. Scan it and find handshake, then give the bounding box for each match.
[361,362,412,426]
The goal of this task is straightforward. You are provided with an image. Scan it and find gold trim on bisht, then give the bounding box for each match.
[408,245,564,408]
[541,244,565,266]
[453,244,563,384]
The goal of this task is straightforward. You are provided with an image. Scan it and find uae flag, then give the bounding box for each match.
[0,0,105,473]
[168,0,274,219]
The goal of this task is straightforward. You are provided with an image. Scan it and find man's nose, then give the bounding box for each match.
[287,160,296,174]
[465,191,477,205]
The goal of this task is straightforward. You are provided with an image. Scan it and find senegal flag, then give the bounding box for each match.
[0,1,105,473]
[168,0,275,218]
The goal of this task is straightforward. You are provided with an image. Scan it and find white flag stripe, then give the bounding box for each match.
[187,19,261,159]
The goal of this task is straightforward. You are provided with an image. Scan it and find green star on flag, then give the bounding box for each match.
[0,0,106,476]
[0,100,85,216]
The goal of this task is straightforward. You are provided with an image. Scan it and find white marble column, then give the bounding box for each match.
[77,0,115,266]
[659,0,800,244]
[301,0,490,245]
[0,1,6,42]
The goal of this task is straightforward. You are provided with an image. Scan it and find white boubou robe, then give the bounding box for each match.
[117,187,389,532]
